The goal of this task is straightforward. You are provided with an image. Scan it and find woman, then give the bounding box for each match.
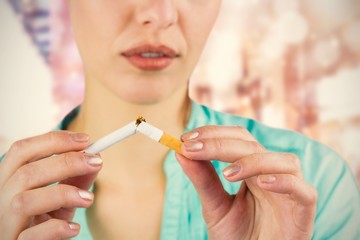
[1,1,359,239]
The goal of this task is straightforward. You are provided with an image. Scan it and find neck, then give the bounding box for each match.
[67,78,191,190]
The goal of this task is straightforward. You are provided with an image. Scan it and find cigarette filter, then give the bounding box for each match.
[137,121,182,154]
[85,121,137,154]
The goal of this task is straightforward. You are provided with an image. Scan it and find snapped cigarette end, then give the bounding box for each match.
[135,115,146,126]
[136,121,183,155]
[159,132,182,154]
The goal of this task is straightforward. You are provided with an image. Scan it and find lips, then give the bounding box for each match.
[121,45,180,71]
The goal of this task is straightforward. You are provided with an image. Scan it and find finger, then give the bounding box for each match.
[6,152,102,193]
[257,174,318,207]
[6,184,92,238]
[181,125,256,142]
[181,138,266,162]
[257,174,318,233]
[31,214,52,226]
[1,131,90,184]
[222,152,303,181]
[18,219,80,240]
[60,172,98,192]
[52,172,99,220]
[48,207,77,222]
[10,184,94,218]
[175,154,232,224]
[58,154,101,191]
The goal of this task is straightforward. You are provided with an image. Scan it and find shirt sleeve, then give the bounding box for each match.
[306,144,360,239]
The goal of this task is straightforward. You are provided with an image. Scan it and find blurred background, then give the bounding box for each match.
[0,0,359,185]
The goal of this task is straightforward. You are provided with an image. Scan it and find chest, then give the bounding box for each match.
[87,186,165,240]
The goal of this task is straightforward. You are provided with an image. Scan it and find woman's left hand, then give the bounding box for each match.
[176,126,318,240]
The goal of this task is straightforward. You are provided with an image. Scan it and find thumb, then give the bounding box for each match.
[175,153,232,224]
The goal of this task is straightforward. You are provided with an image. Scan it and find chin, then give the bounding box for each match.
[102,72,187,105]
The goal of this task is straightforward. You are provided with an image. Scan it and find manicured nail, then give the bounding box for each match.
[223,163,241,177]
[182,131,199,141]
[68,222,80,231]
[78,190,94,201]
[259,175,276,183]
[184,141,203,151]
[70,133,89,142]
[85,154,103,166]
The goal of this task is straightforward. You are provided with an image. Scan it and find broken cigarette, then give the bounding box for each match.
[84,121,137,154]
[136,121,183,154]
[84,116,182,155]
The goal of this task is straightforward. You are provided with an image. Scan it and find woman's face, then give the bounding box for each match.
[69,0,222,104]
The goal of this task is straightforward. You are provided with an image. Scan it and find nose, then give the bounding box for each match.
[135,0,178,30]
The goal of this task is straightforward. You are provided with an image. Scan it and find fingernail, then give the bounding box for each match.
[69,222,80,231]
[78,190,94,201]
[182,131,199,141]
[184,141,203,152]
[223,163,241,177]
[70,133,89,142]
[85,154,103,166]
[259,175,276,183]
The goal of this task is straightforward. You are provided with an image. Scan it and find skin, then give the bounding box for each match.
[179,126,317,239]
[0,0,317,239]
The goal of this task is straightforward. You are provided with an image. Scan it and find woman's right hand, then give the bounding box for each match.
[0,131,102,240]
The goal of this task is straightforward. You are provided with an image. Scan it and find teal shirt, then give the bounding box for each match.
[71,102,360,239]
[2,102,360,239]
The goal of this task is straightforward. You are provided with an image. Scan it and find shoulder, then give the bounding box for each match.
[191,102,355,183]
[192,102,339,155]
[191,101,333,158]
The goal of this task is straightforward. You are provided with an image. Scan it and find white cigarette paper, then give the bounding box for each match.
[85,121,137,154]
[137,121,183,154]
